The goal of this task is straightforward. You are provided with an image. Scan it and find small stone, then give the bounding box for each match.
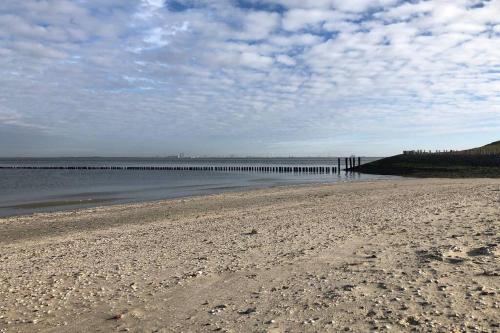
[109,313,123,320]
[238,307,256,315]
[407,316,420,325]
[209,304,226,314]
[468,246,496,256]
[342,284,356,291]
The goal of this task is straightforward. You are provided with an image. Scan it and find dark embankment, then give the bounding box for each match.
[354,141,500,178]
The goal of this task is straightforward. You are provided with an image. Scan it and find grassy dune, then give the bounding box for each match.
[465,140,500,154]
[355,141,500,178]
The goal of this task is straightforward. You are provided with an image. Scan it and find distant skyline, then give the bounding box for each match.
[0,0,499,157]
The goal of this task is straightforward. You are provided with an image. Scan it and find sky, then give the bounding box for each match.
[0,0,499,157]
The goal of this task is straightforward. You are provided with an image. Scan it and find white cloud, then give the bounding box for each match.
[269,33,322,46]
[282,9,333,31]
[238,11,280,40]
[135,0,165,19]
[276,54,296,66]
[331,0,399,13]
[431,3,466,24]
[141,21,189,50]
[10,41,68,59]
[240,52,274,69]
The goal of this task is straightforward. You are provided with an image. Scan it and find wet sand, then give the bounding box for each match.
[0,179,499,332]
[3,198,118,210]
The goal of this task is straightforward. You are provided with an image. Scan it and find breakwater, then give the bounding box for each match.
[0,157,365,173]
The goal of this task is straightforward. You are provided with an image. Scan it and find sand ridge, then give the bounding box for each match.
[0,179,499,332]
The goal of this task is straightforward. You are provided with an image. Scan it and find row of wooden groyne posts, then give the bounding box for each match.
[0,157,363,174]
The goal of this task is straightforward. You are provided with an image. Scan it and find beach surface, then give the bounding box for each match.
[0,179,499,332]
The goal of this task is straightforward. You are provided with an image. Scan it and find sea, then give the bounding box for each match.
[0,157,396,217]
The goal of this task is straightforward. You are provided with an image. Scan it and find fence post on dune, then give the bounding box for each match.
[358,157,361,168]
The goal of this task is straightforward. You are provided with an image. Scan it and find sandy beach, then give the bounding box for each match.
[0,179,499,332]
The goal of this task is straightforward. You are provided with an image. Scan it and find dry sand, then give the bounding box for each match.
[0,179,499,332]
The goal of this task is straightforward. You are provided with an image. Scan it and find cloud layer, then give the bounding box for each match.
[0,0,499,156]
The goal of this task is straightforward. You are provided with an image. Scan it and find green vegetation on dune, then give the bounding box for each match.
[466,140,500,154]
[354,141,500,178]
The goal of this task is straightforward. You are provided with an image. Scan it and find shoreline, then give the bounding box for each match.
[0,173,395,219]
[1,178,499,332]
[0,180,384,244]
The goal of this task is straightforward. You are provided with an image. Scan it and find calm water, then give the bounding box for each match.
[0,157,395,217]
